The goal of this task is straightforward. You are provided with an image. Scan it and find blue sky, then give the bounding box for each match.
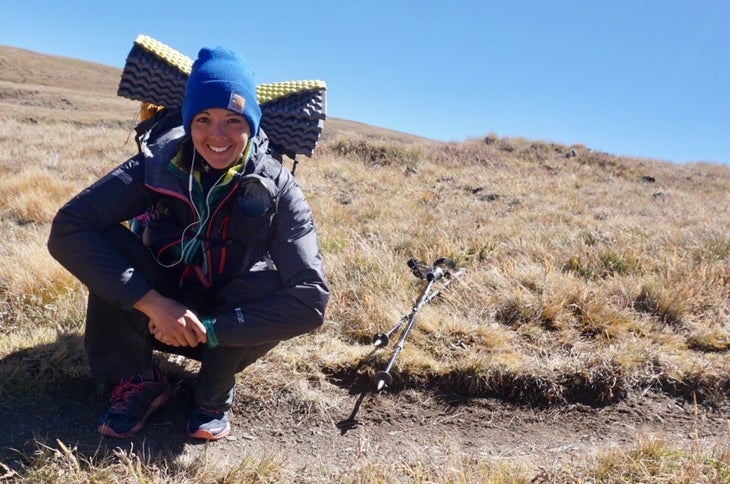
[1,1,728,164]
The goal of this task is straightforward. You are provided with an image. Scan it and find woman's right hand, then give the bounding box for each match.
[133,289,207,347]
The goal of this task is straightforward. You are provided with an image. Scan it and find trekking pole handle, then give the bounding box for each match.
[427,267,444,282]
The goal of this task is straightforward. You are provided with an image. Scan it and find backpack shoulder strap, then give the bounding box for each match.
[134,107,183,156]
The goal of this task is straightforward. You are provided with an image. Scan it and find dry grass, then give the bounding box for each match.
[589,433,730,483]
[1,45,729,481]
[309,133,730,406]
[6,432,727,483]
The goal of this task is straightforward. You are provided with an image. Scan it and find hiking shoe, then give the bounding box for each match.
[187,406,230,440]
[97,366,171,438]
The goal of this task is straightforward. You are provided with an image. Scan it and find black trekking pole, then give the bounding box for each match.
[373,258,465,392]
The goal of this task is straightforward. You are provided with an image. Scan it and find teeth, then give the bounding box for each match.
[209,145,229,153]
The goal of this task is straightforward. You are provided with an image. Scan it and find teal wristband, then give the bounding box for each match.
[201,317,219,348]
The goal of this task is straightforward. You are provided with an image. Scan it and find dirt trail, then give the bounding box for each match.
[2,369,727,480]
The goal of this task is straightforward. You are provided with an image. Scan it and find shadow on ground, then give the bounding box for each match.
[0,332,200,474]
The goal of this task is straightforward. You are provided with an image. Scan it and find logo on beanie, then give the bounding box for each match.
[227,92,246,114]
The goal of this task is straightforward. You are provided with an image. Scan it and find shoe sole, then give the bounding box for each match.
[97,384,172,438]
[187,422,231,441]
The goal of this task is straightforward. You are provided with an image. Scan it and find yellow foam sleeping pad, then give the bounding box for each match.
[121,34,327,158]
[132,35,326,106]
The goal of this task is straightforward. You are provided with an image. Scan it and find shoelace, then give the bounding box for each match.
[108,379,144,411]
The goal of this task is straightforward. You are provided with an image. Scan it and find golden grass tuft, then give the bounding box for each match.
[591,436,730,483]
[0,166,80,223]
[687,331,730,352]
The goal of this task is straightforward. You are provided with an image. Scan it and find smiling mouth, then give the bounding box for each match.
[208,145,230,153]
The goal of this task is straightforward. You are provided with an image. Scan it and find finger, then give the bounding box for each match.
[181,327,201,347]
[157,331,177,347]
[192,323,207,344]
[168,329,194,347]
[186,314,208,344]
[192,323,206,338]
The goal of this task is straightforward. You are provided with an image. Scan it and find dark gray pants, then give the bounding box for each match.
[84,225,277,411]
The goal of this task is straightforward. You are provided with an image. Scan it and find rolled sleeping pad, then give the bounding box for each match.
[117,34,327,157]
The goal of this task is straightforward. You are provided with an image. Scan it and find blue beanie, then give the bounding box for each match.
[182,46,262,135]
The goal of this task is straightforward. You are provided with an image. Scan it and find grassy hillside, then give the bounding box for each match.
[0,44,728,482]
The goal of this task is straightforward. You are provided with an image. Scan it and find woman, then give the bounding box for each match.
[48,46,329,441]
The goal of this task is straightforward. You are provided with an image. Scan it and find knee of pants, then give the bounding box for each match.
[201,341,279,374]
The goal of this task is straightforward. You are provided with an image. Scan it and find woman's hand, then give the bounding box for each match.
[133,289,207,347]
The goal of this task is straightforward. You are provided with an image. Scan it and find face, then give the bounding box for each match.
[190,108,251,170]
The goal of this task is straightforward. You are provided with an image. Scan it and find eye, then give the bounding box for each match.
[194,115,211,124]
